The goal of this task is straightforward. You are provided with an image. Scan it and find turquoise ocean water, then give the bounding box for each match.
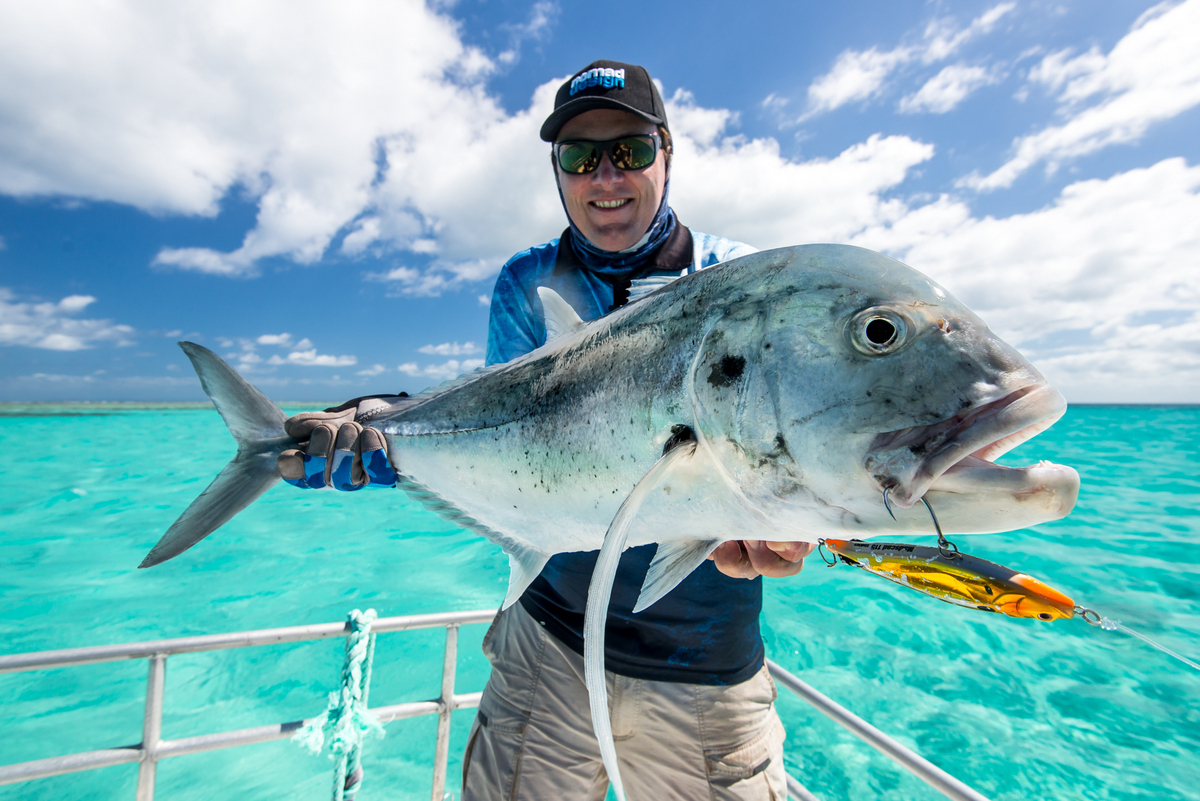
[1,404,1197,800]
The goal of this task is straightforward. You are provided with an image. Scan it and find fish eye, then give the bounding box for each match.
[848,307,910,356]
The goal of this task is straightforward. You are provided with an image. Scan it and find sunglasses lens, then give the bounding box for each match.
[610,137,656,170]
[557,142,599,174]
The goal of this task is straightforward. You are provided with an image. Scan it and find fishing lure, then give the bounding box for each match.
[818,492,1200,674]
[819,537,1079,621]
[819,491,1087,621]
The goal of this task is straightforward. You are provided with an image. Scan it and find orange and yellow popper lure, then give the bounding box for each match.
[821,538,1078,621]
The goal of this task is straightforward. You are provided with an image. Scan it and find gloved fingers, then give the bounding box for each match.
[330,422,366,492]
[359,427,398,487]
[296,422,339,489]
[283,408,357,439]
[278,448,309,487]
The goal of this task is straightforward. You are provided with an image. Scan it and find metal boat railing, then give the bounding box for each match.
[0,609,990,801]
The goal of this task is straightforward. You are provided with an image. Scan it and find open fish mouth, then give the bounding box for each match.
[864,383,1074,510]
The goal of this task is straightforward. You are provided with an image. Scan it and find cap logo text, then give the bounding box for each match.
[570,67,625,96]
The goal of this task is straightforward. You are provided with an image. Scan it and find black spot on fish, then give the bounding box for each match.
[707,355,746,388]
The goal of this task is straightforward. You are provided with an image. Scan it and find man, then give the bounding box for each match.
[280,60,813,800]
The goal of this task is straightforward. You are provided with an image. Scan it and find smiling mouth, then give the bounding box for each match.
[864,383,1072,508]
[591,199,630,209]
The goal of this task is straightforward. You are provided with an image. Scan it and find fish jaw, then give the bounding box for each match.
[863,382,1078,528]
[923,455,1080,534]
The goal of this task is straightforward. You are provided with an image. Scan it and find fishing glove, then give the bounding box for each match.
[277,395,407,490]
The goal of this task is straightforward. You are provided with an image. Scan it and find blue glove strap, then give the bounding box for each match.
[330,449,364,492]
[302,454,329,489]
[363,449,399,488]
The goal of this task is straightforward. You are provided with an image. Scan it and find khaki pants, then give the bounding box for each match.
[461,604,787,800]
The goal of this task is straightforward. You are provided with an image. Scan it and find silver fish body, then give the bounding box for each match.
[366,244,1078,586]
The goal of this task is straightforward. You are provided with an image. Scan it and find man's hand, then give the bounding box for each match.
[708,540,816,580]
[276,397,404,490]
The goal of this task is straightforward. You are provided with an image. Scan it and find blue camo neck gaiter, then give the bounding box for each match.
[555,170,676,277]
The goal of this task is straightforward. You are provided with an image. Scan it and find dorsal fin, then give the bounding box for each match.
[627,274,681,304]
[536,287,585,342]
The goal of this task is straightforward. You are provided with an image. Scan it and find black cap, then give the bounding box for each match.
[540,60,668,142]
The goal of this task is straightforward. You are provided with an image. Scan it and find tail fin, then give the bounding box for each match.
[139,342,297,568]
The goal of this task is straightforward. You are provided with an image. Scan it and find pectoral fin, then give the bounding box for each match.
[502,545,550,610]
[633,539,721,613]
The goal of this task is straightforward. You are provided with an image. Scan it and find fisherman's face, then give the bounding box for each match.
[556,109,667,253]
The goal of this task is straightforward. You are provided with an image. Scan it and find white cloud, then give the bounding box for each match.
[153,247,253,277]
[963,0,1200,190]
[853,157,1200,402]
[478,294,491,307]
[496,1,558,66]
[801,3,1013,118]
[669,90,936,248]
[270,349,357,367]
[0,289,136,350]
[26,372,98,382]
[898,64,1000,114]
[805,47,913,117]
[918,2,1015,64]
[0,0,525,280]
[357,363,387,376]
[398,358,484,380]
[222,333,352,370]
[418,341,482,356]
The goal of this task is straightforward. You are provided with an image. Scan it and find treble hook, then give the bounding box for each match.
[881,488,960,559]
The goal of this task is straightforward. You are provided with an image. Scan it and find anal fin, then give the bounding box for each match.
[633,539,721,613]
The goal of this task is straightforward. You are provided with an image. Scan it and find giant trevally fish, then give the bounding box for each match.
[141,244,1079,801]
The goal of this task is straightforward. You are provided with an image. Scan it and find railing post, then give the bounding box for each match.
[430,624,459,801]
[135,654,167,801]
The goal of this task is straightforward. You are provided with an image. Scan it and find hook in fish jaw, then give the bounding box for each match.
[918,496,960,559]
[882,487,897,521]
[879,489,959,558]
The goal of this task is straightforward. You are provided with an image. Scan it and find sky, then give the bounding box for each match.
[1,0,1198,403]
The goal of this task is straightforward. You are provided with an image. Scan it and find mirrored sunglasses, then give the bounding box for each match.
[554,134,661,174]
